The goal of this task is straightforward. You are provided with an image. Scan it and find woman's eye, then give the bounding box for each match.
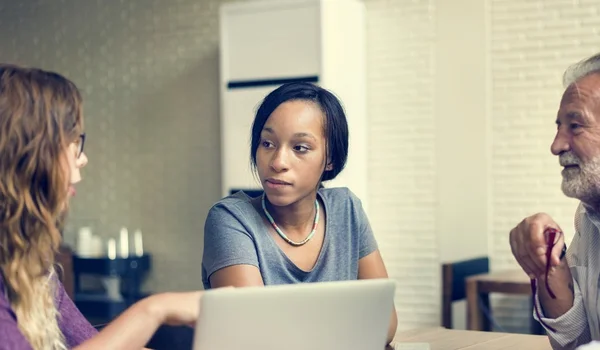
[294,145,309,152]
[261,140,274,148]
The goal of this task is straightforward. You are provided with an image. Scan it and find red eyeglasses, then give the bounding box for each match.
[530,227,565,333]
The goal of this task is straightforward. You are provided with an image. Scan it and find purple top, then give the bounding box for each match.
[0,275,97,349]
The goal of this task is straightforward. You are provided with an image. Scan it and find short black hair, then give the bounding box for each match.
[250,82,349,182]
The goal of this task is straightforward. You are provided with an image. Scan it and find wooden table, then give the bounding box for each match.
[389,327,550,349]
[466,269,543,334]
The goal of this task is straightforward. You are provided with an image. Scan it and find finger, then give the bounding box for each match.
[527,221,552,273]
[515,253,537,278]
[510,229,536,277]
[518,248,543,277]
[512,227,542,277]
[549,230,565,267]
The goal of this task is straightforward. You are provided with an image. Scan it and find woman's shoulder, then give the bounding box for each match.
[318,186,363,207]
[204,191,264,233]
[207,191,257,217]
[318,186,368,223]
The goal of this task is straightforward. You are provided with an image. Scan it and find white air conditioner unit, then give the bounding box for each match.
[219,0,368,211]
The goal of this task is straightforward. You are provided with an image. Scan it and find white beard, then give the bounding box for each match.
[560,151,600,203]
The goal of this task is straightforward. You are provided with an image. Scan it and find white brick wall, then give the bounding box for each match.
[365,0,439,331]
[490,0,600,332]
[366,0,600,333]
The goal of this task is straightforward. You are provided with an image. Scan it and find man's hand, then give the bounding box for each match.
[509,213,566,278]
[510,213,574,319]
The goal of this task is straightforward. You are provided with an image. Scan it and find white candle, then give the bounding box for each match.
[91,235,103,257]
[77,227,92,257]
[119,227,129,258]
[134,229,144,257]
[107,238,116,260]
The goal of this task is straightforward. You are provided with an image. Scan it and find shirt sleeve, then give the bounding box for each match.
[56,280,98,348]
[532,219,592,350]
[533,275,591,350]
[347,189,378,259]
[202,203,260,285]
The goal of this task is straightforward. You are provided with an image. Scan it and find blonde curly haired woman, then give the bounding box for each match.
[0,64,203,350]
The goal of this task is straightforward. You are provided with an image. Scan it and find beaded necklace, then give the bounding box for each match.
[261,194,319,247]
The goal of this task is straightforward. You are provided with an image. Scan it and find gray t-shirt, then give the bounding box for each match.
[201,187,378,289]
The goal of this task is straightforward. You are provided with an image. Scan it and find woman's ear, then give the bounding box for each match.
[325,162,334,171]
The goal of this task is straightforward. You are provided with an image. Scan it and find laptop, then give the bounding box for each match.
[192,278,396,350]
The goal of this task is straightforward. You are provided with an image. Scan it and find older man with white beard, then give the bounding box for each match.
[510,52,600,350]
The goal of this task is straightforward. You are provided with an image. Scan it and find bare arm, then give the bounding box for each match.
[358,250,398,345]
[74,292,201,350]
[209,264,264,288]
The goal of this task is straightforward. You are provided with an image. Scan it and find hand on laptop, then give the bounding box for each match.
[152,291,204,327]
[74,290,212,349]
[154,287,235,327]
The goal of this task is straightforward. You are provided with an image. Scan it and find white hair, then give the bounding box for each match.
[563,52,600,88]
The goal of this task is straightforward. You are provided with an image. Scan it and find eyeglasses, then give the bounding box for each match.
[530,227,562,333]
[76,133,86,159]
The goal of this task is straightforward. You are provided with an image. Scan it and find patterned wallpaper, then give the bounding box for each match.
[0,0,227,292]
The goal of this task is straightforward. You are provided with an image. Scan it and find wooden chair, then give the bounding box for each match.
[441,256,489,329]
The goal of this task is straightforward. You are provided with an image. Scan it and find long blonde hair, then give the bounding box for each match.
[0,64,84,349]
